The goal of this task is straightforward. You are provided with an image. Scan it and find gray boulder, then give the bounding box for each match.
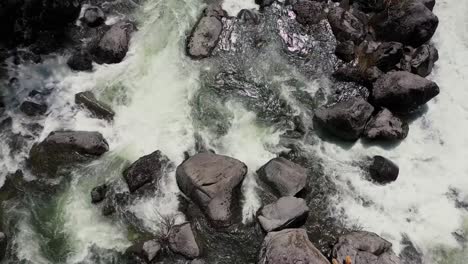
[257,157,307,197]
[75,91,115,121]
[29,131,109,177]
[410,43,439,77]
[369,156,399,184]
[169,222,201,259]
[176,152,247,227]
[364,108,408,140]
[314,98,374,141]
[125,238,161,263]
[328,7,366,44]
[258,197,309,232]
[91,21,136,64]
[372,71,439,113]
[259,229,330,264]
[187,6,225,59]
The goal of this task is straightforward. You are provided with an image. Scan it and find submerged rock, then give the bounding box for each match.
[91,21,136,64]
[0,232,6,261]
[328,6,366,44]
[29,131,109,177]
[257,157,307,197]
[176,152,247,227]
[81,6,106,28]
[314,97,374,141]
[91,184,108,204]
[364,108,408,140]
[75,91,115,120]
[258,197,309,232]
[67,51,93,72]
[335,40,355,62]
[258,229,329,264]
[169,222,201,259]
[369,156,399,184]
[372,71,439,113]
[20,101,47,116]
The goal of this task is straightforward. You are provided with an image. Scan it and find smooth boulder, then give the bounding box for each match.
[75,91,115,120]
[364,108,408,140]
[29,131,109,177]
[314,98,374,140]
[176,152,247,226]
[258,229,330,264]
[258,197,309,232]
[372,71,439,113]
[328,7,366,44]
[169,222,201,259]
[257,157,307,197]
[369,156,399,184]
[91,21,136,64]
[187,6,224,59]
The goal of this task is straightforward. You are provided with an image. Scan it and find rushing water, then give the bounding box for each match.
[1,0,468,263]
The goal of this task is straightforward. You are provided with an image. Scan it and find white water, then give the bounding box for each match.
[222,0,258,16]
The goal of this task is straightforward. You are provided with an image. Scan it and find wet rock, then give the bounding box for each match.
[335,40,355,62]
[332,231,401,264]
[67,51,93,72]
[257,157,307,197]
[410,43,439,77]
[371,2,438,47]
[372,71,439,113]
[258,197,309,232]
[123,150,171,193]
[369,156,399,184]
[125,238,161,263]
[176,152,247,227]
[328,6,366,44]
[237,9,260,25]
[255,0,276,8]
[400,236,423,264]
[20,101,47,116]
[352,0,386,13]
[334,65,383,87]
[258,229,330,264]
[75,91,115,120]
[314,97,374,141]
[374,42,404,72]
[81,6,106,28]
[292,1,325,26]
[364,108,408,140]
[91,21,136,64]
[169,222,201,259]
[187,6,224,59]
[91,184,108,204]
[29,131,109,177]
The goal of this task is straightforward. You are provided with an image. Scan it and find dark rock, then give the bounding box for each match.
[125,238,161,263]
[335,40,355,62]
[187,7,223,59]
[258,229,330,264]
[292,1,325,26]
[67,51,93,72]
[334,65,383,87]
[75,91,115,120]
[314,97,374,141]
[123,150,171,193]
[328,6,366,44]
[364,108,408,140]
[257,157,307,197]
[0,232,6,261]
[176,152,247,227]
[81,6,106,28]
[372,71,439,113]
[371,2,438,47]
[91,21,136,64]
[410,43,439,77]
[332,231,401,264]
[418,0,436,11]
[255,0,276,8]
[374,42,404,72]
[369,156,399,184]
[352,0,386,13]
[169,222,201,259]
[237,9,260,25]
[258,197,309,232]
[91,184,108,204]
[29,131,109,177]
[20,101,47,116]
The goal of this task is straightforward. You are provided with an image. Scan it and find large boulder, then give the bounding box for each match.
[258,197,309,232]
[364,108,408,140]
[314,98,374,141]
[91,21,136,64]
[29,131,109,177]
[369,156,399,184]
[123,150,171,193]
[257,157,307,197]
[258,229,330,264]
[169,222,201,259]
[332,231,401,264]
[176,152,247,227]
[187,6,225,59]
[328,7,366,44]
[372,71,439,113]
[370,2,438,47]
[75,91,115,120]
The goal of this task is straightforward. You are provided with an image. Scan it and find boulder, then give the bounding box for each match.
[332,231,401,264]
[123,150,171,193]
[371,2,438,47]
[80,6,106,28]
[292,1,325,26]
[169,222,201,259]
[364,108,408,140]
[410,43,439,77]
[258,197,309,232]
[125,238,161,263]
[20,101,47,116]
[29,131,109,177]
[176,152,247,227]
[335,41,355,62]
[75,91,115,120]
[91,21,136,64]
[369,156,399,184]
[328,7,366,44]
[187,7,224,59]
[314,97,374,141]
[258,229,330,264]
[372,71,439,113]
[67,51,93,72]
[418,0,436,11]
[91,184,108,204]
[373,42,404,72]
[257,157,307,197]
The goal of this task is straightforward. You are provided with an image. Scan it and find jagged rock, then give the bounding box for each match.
[91,21,136,64]
[81,6,106,28]
[292,1,325,26]
[123,150,171,193]
[335,40,355,62]
[328,6,366,44]
[369,156,399,184]
[332,231,401,264]
[314,97,374,141]
[372,71,439,113]
[364,108,408,140]
[29,131,109,177]
[258,229,330,264]
[258,197,309,232]
[371,2,438,47]
[176,152,247,227]
[67,51,93,72]
[91,184,108,204]
[169,222,201,259]
[75,91,115,120]
[125,238,161,263]
[187,6,224,59]
[410,43,439,77]
[257,157,307,197]
[20,101,47,116]
[373,42,404,72]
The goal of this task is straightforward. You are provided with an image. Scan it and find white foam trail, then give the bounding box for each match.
[222,0,258,17]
